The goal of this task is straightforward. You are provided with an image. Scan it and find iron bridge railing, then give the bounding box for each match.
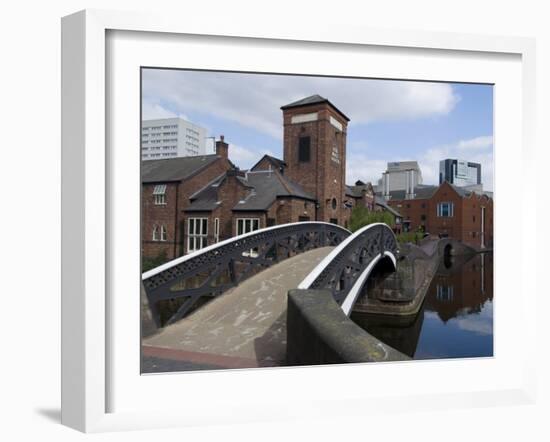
[142,221,350,327]
[298,223,399,315]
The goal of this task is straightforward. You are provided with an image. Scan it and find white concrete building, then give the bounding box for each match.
[141,118,208,161]
[377,161,423,199]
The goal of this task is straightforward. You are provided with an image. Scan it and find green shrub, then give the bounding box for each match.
[396,227,424,244]
[142,250,169,273]
[349,206,395,232]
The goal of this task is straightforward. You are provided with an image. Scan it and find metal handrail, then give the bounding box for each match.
[142,221,351,326]
[298,223,398,315]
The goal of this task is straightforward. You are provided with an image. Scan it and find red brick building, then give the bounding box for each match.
[141,140,232,260]
[424,253,493,323]
[345,180,376,211]
[179,95,358,254]
[281,95,351,226]
[250,154,286,174]
[345,180,404,233]
[184,167,317,252]
[382,181,494,249]
[141,94,405,259]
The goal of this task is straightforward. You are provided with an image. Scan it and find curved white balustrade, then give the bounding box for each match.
[298,223,398,316]
[142,221,351,280]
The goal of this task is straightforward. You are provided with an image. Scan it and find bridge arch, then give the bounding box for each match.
[298,223,398,316]
[142,221,350,327]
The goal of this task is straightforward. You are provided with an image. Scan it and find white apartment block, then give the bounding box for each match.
[141,118,208,161]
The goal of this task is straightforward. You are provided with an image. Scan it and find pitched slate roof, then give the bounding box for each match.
[375,184,439,201]
[346,185,363,198]
[185,174,226,212]
[250,154,287,172]
[233,171,315,211]
[141,155,220,183]
[374,182,494,202]
[186,169,315,213]
[374,196,403,218]
[346,181,375,198]
[447,183,493,199]
[280,94,350,121]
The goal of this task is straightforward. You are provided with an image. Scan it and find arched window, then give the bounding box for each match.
[152,225,167,241]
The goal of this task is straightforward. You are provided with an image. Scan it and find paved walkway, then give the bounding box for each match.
[142,247,333,372]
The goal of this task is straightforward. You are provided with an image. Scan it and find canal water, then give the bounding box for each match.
[352,252,493,360]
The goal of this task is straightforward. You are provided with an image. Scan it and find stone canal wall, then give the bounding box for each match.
[286,289,409,365]
[353,238,477,317]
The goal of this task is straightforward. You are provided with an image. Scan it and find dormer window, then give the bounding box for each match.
[153,184,167,205]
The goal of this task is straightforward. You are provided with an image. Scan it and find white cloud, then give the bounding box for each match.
[346,153,388,186]
[228,144,273,169]
[347,136,494,192]
[457,136,493,150]
[347,141,413,187]
[454,308,493,335]
[142,69,459,140]
[417,136,494,191]
[142,100,189,121]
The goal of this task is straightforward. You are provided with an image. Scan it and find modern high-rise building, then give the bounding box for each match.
[439,159,481,188]
[141,118,208,161]
[377,161,423,199]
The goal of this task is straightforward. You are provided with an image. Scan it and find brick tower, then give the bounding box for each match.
[281,95,350,225]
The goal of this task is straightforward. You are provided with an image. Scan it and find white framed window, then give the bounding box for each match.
[437,201,454,217]
[236,218,260,236]
[237,218,260,257]
[152,225,167,242]
[188,217,208,252]
[153,184,167,205]
[436,285,454,302]
[214,218,220,243]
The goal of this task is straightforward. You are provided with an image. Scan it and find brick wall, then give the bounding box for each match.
[141,182,179,260]
[429,183,464,241]
[251,156,285,173]
[460,193,494,249]
[141,156,231,260]
[282,103,348,226]
[388,198,431,232]
[386,182,494,250]
[251,156,274,172]
[265,197,316,225]
[180,197,318,256]
[182,170,250,253]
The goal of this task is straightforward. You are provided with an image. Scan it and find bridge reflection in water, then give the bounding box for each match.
[351,252,493,359]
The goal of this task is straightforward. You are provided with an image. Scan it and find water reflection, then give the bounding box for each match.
[352,252,493,359]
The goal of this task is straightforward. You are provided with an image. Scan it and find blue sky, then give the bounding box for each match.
[142,69,493,191]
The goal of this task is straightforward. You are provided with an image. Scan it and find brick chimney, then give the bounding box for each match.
[215,135,229,160]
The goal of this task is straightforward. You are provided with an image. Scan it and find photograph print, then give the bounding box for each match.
[139,68,494,373]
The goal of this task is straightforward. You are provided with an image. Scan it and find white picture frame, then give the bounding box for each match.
[61,9,537,433]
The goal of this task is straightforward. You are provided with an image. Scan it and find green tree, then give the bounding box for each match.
[348,206,395,232]
[396,226,424,244]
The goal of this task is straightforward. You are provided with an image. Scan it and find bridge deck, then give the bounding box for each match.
[142,247,333,372]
